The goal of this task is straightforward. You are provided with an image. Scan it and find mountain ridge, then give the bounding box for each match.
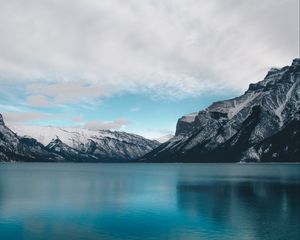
[0,117,159,162]
[140,58,300,163]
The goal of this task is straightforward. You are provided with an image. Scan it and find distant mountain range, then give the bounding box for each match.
[0,119,159,162]
[140,58,300,163]
[1,59,299,163]
[154,134,174,143]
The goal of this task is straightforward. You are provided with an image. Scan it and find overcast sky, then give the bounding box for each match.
[0,0,299,138]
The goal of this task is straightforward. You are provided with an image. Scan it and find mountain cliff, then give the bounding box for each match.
[141,58,300,163]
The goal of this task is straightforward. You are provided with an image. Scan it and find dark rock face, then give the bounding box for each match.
[175,113,198,136]
[142,58,300,163]
[45,138,95,162]
[243,118,300,162]
[18,137,64,162]
[0,114,20,161]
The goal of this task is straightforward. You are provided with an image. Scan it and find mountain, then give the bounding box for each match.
[6,124,159,162]
[0,114,64,162]
[154,134,174,143]
[141,58,300,163]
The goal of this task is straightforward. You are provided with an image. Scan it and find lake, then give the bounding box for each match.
[0,163,299,240]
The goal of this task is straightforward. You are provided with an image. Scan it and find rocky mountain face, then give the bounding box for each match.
[141,58,300,163]
[0,118,159,162]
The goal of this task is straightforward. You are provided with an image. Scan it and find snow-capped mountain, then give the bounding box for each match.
[0,114,64,162]
[1,120,159,162]
[141,58,300,163]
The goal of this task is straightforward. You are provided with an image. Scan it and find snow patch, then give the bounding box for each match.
[228,92,259,119]
[274,79,297,127]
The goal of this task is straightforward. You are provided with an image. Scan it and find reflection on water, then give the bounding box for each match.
[177,181,300,239]
[0,163,299,240]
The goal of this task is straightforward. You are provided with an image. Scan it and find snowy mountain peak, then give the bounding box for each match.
[6,124,159,162]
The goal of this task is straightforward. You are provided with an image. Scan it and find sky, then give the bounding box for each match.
[0,0,299,139]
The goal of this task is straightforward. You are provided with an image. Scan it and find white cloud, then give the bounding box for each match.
[26,95,51,107]
[0,0,298,100]
[130,107,140,112]
[72,115,84,123]
[84,118,129,130]
[3,110,129,130]
[26,82,111,105]
[2,111,51,124]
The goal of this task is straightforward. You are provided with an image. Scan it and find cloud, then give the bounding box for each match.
[26,82,111,105]
[72,115,84,123]
[26,95,51,107]
[0,0,298,101]
[130,107,140,112]
[2,111,50,124]
[2,110,129,130]
[83,118,129,130]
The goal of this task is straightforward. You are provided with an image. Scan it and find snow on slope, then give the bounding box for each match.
[7,125,160,161]
[8,125,114,147]
[8,125,157,149]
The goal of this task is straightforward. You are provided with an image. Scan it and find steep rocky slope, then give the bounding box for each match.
[141,58,300,162]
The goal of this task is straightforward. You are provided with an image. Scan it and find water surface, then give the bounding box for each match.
[0,163,299,240]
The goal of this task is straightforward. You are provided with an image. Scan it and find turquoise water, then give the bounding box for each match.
[0,163,299,240]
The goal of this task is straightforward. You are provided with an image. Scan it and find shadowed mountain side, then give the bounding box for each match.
[140,59,300,163]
